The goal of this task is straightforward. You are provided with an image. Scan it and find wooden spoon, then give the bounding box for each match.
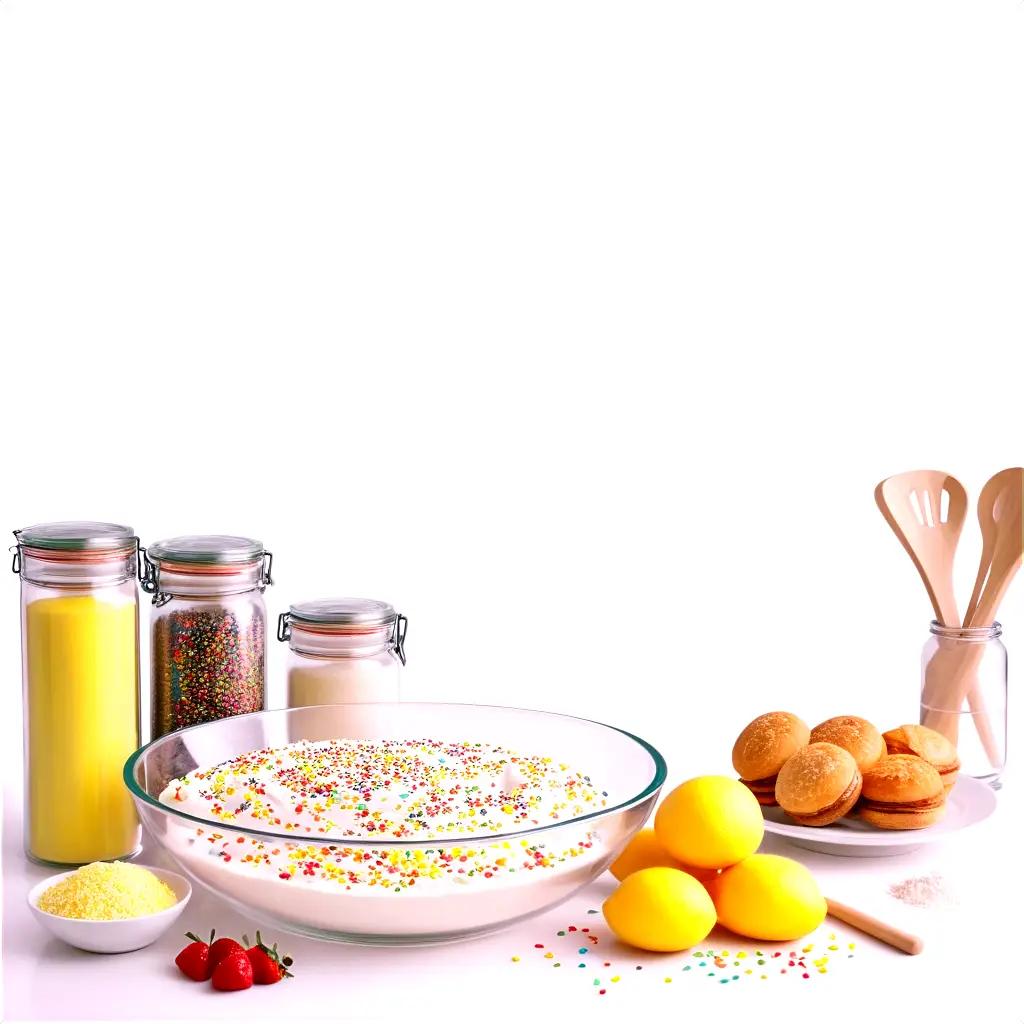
[875,470,967,626]
[877,471,969,747]
[922,469,1022,760]
[826,897,923,955]
[935,468,1024,761]
[963,467,1024,628]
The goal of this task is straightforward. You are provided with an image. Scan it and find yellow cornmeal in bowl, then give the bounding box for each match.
[38,862,177,920]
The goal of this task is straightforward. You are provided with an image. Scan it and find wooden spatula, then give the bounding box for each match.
[935,468,1024,761]
[963,467,1024,628]
[874,470,967,626]
[921,469,1021,761]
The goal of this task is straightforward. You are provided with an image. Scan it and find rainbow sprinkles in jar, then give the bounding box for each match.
[142,535,273,738]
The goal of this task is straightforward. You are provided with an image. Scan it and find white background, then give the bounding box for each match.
[1,1,1022,1021]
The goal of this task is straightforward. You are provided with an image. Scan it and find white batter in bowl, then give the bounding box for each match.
[125,703,666,944]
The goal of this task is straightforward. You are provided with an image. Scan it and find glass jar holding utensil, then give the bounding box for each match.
[920,620,1006,788]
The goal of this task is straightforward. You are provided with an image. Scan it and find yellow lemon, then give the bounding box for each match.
[654,776,763,869]
[602,867,716,952]
[610,829,683,880]
[706,853,826,941]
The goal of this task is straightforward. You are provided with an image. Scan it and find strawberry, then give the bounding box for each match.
[209,935,246,969]
[243,931,294,985]
[211,950,253,992]
[175,930,215,982]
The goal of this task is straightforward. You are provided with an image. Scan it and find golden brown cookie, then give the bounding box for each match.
[731,712,810,807]
[858,754,946,830]
[882,725,959,793]
[775,742,862,827]
[809,716,886,773]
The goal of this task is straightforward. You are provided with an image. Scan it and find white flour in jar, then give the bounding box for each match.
[287,658,399,706]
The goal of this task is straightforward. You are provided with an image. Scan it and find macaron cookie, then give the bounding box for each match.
[732,712,810,806]
[882,724,960,793]
[809,716,886,773]
[858,754,946,830]
[774,742,862,827]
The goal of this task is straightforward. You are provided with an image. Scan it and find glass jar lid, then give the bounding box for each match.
[288,598,398,627]
[15,521,136,552]
[278,599,407,665]
[141,535,273,606]
[146,534,265,566]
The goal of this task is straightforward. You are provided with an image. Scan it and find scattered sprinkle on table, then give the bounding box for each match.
[508,911,856,995]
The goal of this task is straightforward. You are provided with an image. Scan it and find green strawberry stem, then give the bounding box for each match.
[249,930,294,977]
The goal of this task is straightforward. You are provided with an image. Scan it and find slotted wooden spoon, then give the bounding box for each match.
[874,470,967,627]
[920,469,1022,761]
[877,472,969,747]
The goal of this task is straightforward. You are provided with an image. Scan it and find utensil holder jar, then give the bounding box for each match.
[920,620,1006,788]
[277,598,407,707]
[142,535,273,739]
[12,521,142,866]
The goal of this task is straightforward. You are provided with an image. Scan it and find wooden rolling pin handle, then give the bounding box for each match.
[825,897,924,956]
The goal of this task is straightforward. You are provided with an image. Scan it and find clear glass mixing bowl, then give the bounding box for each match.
[124,703,666,945]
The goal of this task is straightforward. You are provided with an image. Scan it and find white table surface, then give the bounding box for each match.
[4,769,1021,1024]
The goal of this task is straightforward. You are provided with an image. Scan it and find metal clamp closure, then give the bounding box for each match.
[392,614,408,665]
[260,551,274,591]
[136,544,148,588]
[138,547,158,594]
[277,611,291,643]
[138,548,172,607]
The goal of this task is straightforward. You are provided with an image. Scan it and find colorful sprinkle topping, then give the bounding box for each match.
[160,738,606,892]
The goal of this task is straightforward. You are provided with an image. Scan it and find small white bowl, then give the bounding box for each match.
[28,866,192,954]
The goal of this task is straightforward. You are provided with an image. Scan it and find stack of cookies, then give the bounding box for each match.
[731,713,960,830]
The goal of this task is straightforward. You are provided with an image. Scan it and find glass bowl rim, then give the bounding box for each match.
[123,701,667,849]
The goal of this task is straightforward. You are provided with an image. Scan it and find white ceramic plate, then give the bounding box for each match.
[761,776,997,858]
